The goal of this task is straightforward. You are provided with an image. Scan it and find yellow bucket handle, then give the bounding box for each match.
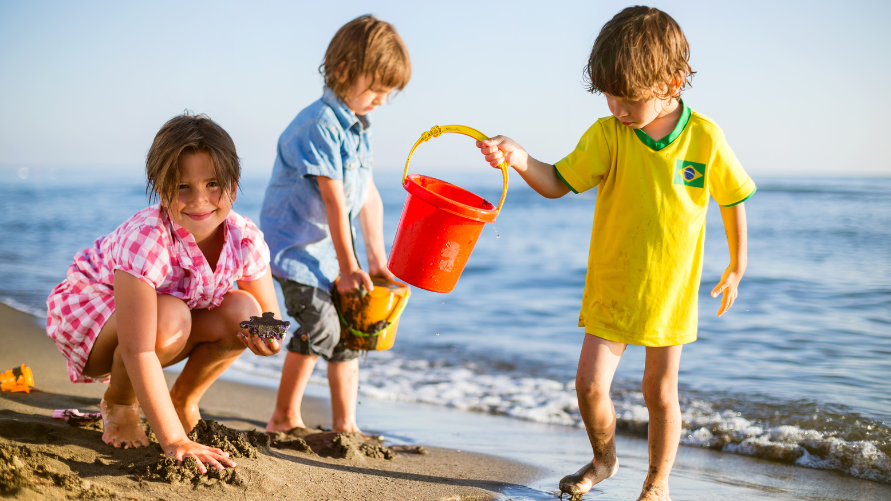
[384,289,411,325]
[402,125,509,215]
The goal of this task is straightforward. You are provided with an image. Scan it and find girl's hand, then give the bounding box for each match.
[338,268,374,293]
[711,266,743,316]
[477,136,529,172]
[236,330,281,356]
[163,439,236,474]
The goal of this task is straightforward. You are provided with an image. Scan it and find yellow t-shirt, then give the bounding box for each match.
[554,102,755,346]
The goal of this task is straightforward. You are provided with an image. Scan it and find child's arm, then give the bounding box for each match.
[236,271,283,355]
[358,177,396,281]
[477,136,570,199]
[114,271,235,472]
[317,176,375,292]
[711,203,748,316]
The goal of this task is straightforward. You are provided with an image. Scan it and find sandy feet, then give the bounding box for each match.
[332,421,362,434]
[637,484,671,501]
[99,398,150,448]
[266,410,306,433]
[558,458,619,500]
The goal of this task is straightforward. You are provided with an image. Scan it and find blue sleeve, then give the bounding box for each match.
[281,121,343,180]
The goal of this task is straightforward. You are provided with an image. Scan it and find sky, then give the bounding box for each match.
[1,0,889,178]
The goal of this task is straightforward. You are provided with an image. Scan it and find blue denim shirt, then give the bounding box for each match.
[260,88,373,291]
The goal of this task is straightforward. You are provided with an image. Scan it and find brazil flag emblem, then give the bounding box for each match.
[673,160,706,188]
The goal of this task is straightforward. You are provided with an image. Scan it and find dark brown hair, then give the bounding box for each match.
[320,15,411,101]
[585,6,695,100]
[146,113,240,208]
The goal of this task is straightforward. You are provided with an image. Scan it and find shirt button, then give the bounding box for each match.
[349,162,356,169]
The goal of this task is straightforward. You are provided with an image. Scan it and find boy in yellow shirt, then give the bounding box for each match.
[477,6,754,501]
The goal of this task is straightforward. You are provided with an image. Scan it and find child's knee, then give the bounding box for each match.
[221,289,262,323]
[575,375,611,402]
[214,290,262,348]
[641,379,677,410]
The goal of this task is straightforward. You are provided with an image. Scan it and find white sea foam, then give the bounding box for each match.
[0,296,47,318]
[229,352,891,484]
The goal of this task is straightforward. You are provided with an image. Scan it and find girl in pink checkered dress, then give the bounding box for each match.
[46,114,282,473]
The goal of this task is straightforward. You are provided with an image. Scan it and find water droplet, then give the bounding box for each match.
[496,234,501,238]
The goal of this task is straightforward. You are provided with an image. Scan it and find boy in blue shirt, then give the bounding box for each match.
[261,15,411,434]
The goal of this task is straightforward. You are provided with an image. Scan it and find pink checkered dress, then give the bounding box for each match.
[46,205,269,383]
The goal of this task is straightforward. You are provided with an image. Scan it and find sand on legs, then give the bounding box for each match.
[559,335,625,498]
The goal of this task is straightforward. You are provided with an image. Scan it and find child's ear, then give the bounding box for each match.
[335,62,348,83]
[230,183,238,203]
[671,72,686,96]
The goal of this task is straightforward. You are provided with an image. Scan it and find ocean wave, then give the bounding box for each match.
[230,353,891,485]
[0,296,47,318]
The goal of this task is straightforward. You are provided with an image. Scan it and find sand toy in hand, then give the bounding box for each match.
[239,312,290,340]
[334,277,410,351]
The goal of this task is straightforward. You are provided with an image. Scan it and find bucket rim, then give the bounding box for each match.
[403,174,498,223]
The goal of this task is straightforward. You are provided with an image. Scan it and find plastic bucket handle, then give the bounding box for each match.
[402,125,509,214]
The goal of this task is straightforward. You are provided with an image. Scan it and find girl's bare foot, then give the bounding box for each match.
[266,409,306,433]
[100,398,150,449]
[637,483,671,501]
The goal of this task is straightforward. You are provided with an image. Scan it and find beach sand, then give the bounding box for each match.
[4,301,891,501]
[0,303,541,500]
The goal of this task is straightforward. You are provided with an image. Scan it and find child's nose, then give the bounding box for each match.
[190,187,209,205]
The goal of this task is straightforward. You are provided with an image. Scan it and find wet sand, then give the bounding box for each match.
[0,303,540,500]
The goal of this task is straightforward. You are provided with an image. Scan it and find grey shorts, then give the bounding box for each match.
[275,277,359,363]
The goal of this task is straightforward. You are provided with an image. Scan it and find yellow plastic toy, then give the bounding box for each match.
[1,364,34,393]
[334,277,411,351]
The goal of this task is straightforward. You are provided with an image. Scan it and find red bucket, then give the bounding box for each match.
[387,125,509,293]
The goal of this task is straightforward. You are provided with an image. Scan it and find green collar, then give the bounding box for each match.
[633,99,691,151]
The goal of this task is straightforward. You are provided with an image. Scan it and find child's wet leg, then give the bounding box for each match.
[328,358,360,433]
[168,290,258,432]
[637,345,683,501]
[560,335,625,498]
[268,351,318,432]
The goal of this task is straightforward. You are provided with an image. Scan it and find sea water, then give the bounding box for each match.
[3,166,889,485]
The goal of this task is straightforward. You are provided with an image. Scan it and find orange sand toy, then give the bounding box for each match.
[1,364,34,393]
[335,277,411,351]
